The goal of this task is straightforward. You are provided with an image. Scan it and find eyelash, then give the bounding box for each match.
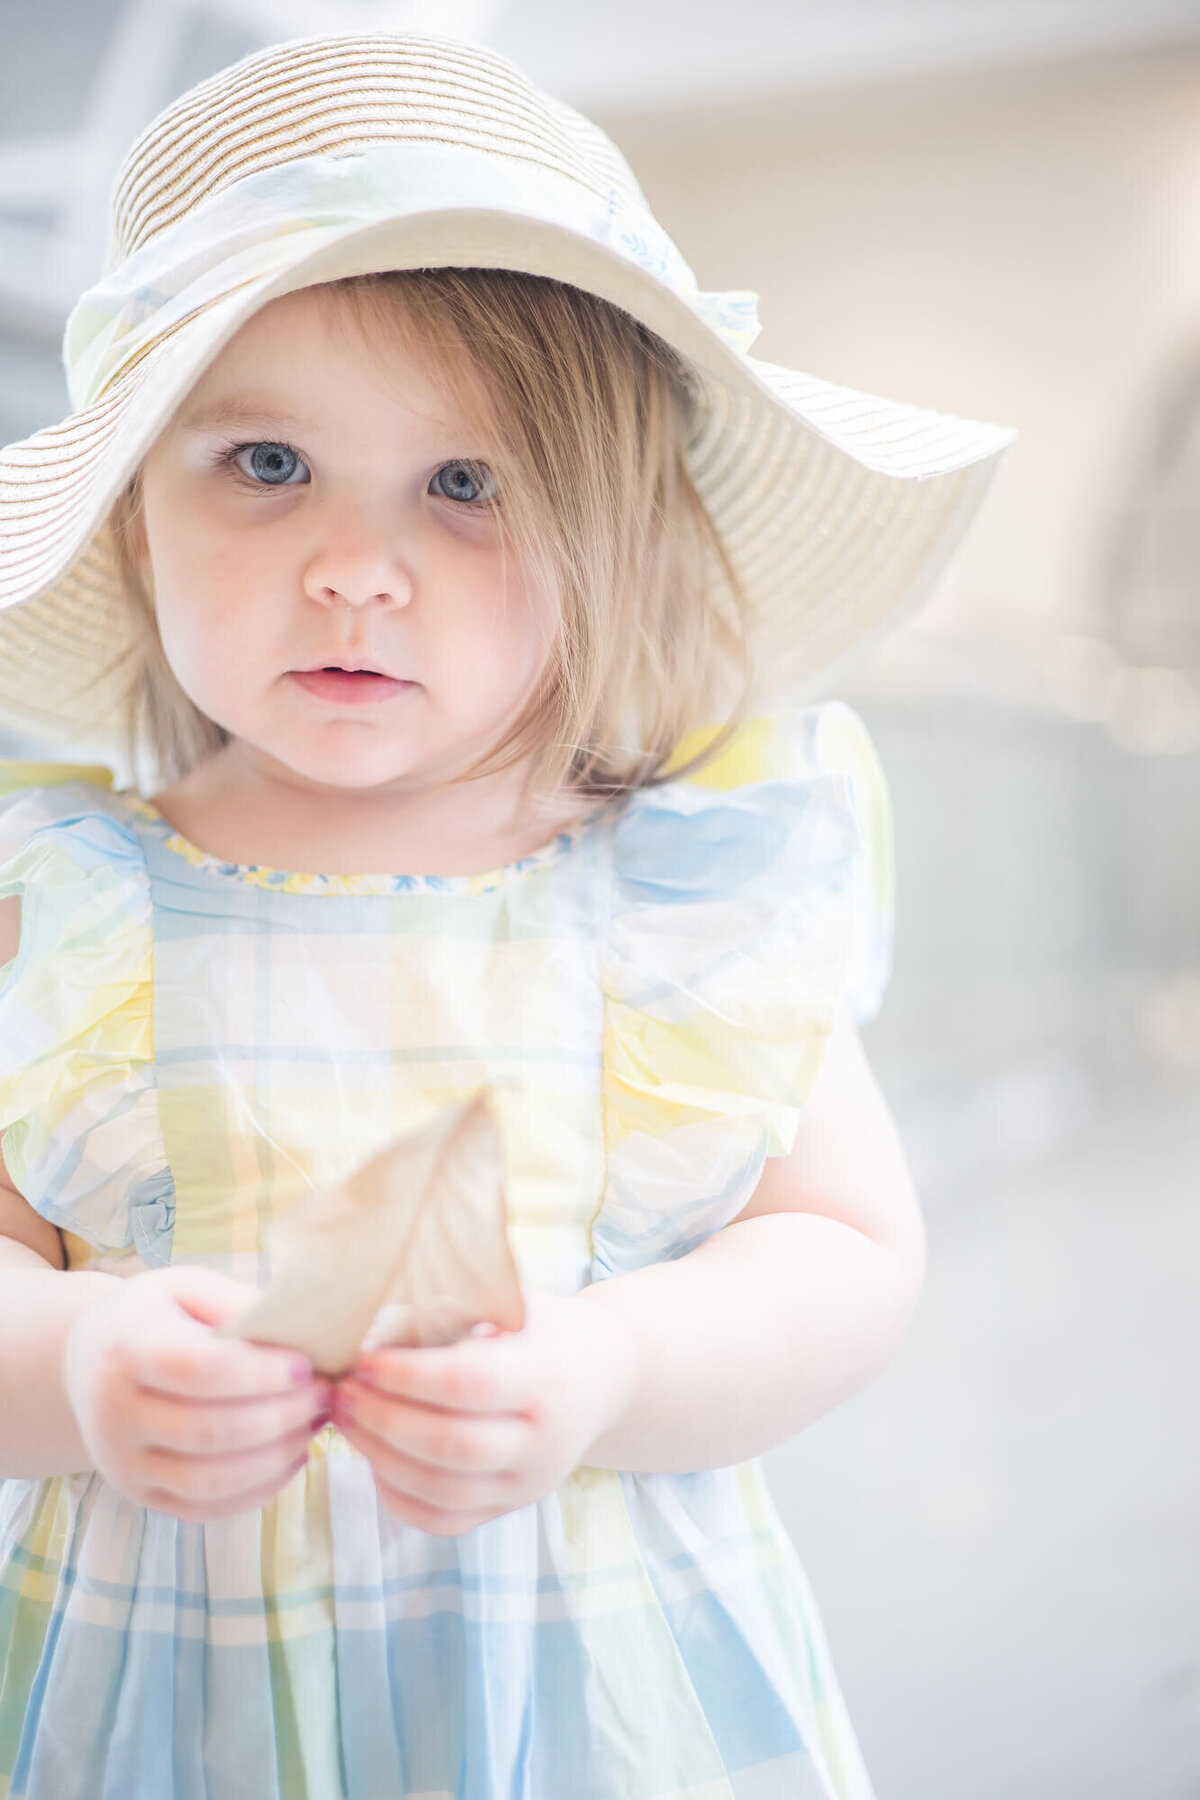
[215,441,500,506]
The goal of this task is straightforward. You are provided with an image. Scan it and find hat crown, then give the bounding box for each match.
[109,32,649,266]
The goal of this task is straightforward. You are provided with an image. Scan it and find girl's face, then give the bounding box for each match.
[136,285,552,795]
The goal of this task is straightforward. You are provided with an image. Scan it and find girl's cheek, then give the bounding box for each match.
[155,575,272,704]
[157,568,236,641]
[434,604,542,703]
[159,530,274,623]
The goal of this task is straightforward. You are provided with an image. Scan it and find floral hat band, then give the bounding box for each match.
[0,31,1014,757]
[65,139,763,412]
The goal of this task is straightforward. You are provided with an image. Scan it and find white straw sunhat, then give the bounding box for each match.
[0,32,1015,754]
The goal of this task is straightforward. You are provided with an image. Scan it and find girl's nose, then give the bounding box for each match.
[310,583,408,610]
[301,533,414,612]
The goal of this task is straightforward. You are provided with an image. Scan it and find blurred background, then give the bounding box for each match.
[2,2,1199,1794]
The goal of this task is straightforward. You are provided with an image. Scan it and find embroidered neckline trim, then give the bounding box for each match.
[122,794,612,897]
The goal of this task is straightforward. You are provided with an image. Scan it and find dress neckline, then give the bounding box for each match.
[121,792,614,898]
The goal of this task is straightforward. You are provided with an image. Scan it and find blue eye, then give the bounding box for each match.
[233,442,309,486]
[430,461,498,505]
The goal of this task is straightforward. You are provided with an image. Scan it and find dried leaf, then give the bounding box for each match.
[217,1091,524,1376]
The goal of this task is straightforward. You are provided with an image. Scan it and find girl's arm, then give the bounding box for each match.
[577,1009,926,1471]
[0,891,124,1474]
[0,1182,124,1475]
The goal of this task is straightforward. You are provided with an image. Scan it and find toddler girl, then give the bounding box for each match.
[0,33,1012,1800]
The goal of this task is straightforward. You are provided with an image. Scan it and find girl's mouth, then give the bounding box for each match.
[290,668,415,706]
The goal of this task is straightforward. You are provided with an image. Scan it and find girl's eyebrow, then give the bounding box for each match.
[178,398,305,434]
[177,398,476,448]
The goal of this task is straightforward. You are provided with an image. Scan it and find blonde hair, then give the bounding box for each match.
[108,269,755,799]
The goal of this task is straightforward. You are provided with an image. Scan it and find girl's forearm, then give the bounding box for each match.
[577,1212,923,1473]
[0,1243,120,1476]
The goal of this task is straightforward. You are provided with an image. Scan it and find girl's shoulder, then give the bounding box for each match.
[610,702,892,1025]
[619,700,889,860]
[661,698,883,793]
[0,756,153,962]
[0,757,151,942]
[0,759,168,1268]
[0,758,146,856]
[592,701,895,1276]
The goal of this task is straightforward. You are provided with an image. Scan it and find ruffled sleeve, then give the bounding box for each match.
[0,762,175,1269]
[591,702,894,1280]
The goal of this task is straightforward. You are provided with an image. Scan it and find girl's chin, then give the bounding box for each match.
[221,700,510,792]
[220,726,428,792]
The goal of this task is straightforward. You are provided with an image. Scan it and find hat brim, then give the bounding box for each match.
[0,206,1014,752]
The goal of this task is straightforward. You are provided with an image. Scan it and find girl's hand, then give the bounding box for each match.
[63,1265,334,1522]
[331,1290,639,1536]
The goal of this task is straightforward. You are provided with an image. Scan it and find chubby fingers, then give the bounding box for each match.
[132,1327,317,1404]
[350,1336,534,1416]
[332,1377,529,1477]
[140,1420,317,1512]
[132,1378,335,1456]
[329,1340,539,1534]
[331,1399,520,1536]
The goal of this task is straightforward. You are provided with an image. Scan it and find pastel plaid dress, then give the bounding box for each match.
[0,701,893,1800]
